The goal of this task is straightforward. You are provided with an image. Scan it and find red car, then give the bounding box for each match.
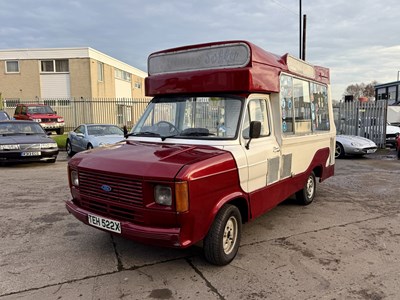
[13,104,65,134]
[396,133,400,159]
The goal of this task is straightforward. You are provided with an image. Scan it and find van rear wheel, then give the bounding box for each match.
[203,204,242,266]
[296,172,316,205]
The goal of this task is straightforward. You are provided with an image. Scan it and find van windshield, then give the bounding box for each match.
[132,96,244,139]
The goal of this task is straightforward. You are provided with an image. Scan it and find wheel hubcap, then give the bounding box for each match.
[335,145,341,157]
[306,176,315,199]
[223,216,238,255]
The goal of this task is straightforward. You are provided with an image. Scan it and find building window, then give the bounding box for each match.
[41,59,69,73]
[115,68,131,82]
[98,62,104,81]
[134,81,142,89]
[6,61,19,73]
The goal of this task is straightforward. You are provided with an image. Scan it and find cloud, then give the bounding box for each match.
[1,0,399,100]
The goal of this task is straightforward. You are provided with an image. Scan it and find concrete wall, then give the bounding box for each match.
[0,60,41,99]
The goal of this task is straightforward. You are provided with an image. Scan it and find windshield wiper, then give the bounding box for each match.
[125,131,161,138]
[179,128,215,137]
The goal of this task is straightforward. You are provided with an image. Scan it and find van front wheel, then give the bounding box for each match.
[296,172,316,205]
[203,204,242,266]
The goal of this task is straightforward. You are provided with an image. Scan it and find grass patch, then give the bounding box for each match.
[51,134,68,149]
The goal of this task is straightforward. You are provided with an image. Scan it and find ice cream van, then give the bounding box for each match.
[66,40,335,265]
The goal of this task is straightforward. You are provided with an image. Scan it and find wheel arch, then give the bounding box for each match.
[200,193,249,242]
[312,165,323,180]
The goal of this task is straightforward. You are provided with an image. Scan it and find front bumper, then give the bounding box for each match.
[40,122,65,129]
[0,149,59,163]
[65,200,183,248]
[347,147,377,155]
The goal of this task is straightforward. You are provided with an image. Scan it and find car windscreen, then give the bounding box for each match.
[27,106,55,114]
[132,96,244,140]
[0,122,46,135]
[87,125,124,136]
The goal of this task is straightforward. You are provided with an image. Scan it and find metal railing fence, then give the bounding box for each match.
[1,97,151,131]
[334,100,388,148]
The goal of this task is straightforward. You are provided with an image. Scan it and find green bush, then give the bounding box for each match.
[52,134,68,149]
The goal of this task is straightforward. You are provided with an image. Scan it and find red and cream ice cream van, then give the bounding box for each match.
[66,41,335,265]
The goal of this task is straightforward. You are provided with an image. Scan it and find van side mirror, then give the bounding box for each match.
[246,121,261,149]
[123,125,128,138]
[249,121,261,138]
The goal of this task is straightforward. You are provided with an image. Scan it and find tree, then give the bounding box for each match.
[343,81,377,100]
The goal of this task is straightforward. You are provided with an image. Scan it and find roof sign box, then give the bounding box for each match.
[286,55,315,78]
[148,42,251,75]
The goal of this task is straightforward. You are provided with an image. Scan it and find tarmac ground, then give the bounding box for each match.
[1,148,399,299]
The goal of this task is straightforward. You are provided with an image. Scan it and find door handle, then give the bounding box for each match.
[273,147,280,153]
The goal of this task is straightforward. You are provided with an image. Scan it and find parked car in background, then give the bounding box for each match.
[0,110,11,121]
[341,118,400,147]
[13,104,65,135]
[396,133,400,159]
[66,124,125,156]
[335,135,377,158]
[386,122,400,148]
[0,120,59,163]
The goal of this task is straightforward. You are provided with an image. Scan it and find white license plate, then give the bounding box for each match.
[21,151,41,156]
[367,149,375,153]
[88,214,121,233]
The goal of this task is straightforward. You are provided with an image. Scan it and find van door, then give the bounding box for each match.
[241,96,282,219]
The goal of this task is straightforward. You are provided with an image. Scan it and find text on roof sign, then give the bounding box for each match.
[148,43,251,75]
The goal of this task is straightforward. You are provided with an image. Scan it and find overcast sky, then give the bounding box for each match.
[1,0,399,100]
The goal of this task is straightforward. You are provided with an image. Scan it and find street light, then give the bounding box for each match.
[299,0,302,59]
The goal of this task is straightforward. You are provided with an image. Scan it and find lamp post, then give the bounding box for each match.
[299,0,302,59]
[397,71,400,81]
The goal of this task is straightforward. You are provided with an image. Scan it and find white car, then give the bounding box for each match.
[335,135,377,158]
[386,122,400,147]
[66,124,125,156]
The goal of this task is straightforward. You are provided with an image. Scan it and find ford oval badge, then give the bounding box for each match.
[101,184,112,192]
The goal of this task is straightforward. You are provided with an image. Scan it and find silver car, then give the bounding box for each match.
[66,124,125,156]
[335,135,377,158]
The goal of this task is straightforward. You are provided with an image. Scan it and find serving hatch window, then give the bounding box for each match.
[132,96,243,139]
[280,74,330,135]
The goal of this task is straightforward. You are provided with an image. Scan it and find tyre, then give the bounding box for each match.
[87,144,93,150]
[397,149,400,160]
[66,140,75,157]
[56,128,64,135]
[203,204,242,266]
[335,142,345,158]
[296,172,316,205]
[46,158,56,163]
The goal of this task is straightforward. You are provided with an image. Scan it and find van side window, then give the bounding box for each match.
[242,99,270,139]
[280,75,294,134]
[281,74,330,134]
[310,83,330,131]
[293,78,312,134]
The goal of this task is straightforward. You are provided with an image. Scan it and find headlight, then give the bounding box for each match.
[71,170,79,186]
[351,142,362,147]
[154,185,172,206]
[57,118,64,122]
[33,118,41,122]
[40,143,58,149]
[0,144,20,150]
